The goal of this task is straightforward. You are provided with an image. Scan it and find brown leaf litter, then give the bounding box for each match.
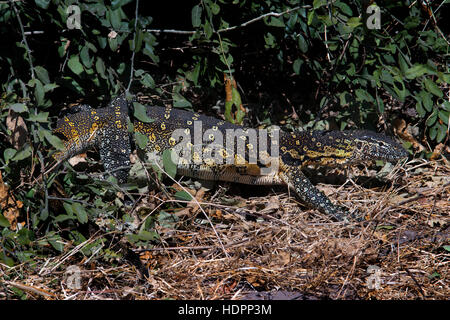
[0,159,448,300]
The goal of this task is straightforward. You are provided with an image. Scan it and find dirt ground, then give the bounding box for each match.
[1,158,448,300]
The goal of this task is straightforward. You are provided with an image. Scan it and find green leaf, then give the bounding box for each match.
[157,211,178,228]
[44,131,65,150]
[12,145,32,161]
[48,235,64,252]
[335,2,352,15]
[267,17,285,27]
[17,228,34,246]
[393,79,407,102]
[307,10,314,25]
[443,101,450,112]
[135,69,145,77]
[4,148,17,163]
[109,8,122,30]
[0,252,15,267]
[405,64,430,79]
[28,111,49,122]
[425,109,438,127]
[63,202,74,216]
[72,202,88,224]
[133,102,153,123]
[44,83,59,92]
[0,214,10,227]
[68,55,84,75]
[231,87,242,109]
[143,43,159,64]
[416,101,425,117]
[174,190,193,201]
[135,131,149,149]
[111,0,134,9]
[293,58,303,74]
[404,16,420,29]
[34,66,50,84]
[264,32,275,48]
[224,100,233,123]
[173,93,192,108]
[313,0,327,9]
[397,53,409,74]
[9,103,28,113]
[429,123,439,140]
[423,78,443,97]
[95,57,107,79]
[137,230,158,241]
[54,214,74,223]
[376,95,385,113]
[186,63,200,85]
[162,149,177,179]
[204,20,213,39]
[117,62,126,75]
[80,45,92,68]
[210,2,220,15]
[376,225,395,230]
[130,29,144,52]
[418,90,433,112]
[347,17,362,28]
[298,34,308,53]
[428,271,441,280]
[97,35,107,49]
[34,78,45,106]
[443,245,450,252]
[355,89,374,102]
[40,207,49,221]
[438,110,449,125]
[436,123,446,142]
[35,0,50,9]
[191,5,202,28]
[140,73,155,88]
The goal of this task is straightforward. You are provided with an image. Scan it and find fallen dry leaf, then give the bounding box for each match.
[430,143,445,160]
[0,171,23,230]
[68,154,88,167]
[175,187,208,217]
[6,109,28,149]
[393,118,426,152]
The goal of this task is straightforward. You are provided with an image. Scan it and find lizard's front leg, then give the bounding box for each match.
[280,166,352,221]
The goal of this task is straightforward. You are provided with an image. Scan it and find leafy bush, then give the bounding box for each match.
[0,0,449,266]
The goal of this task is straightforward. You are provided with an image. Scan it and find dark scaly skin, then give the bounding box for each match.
[53,95,131,182]
[52,94,408,221]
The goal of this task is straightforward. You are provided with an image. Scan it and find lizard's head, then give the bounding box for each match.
[344,130,408,163]
[280,130,408,167]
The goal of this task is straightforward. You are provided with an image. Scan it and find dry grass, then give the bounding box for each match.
[1,158,448,300]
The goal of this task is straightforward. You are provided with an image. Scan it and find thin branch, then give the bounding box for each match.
[146,29,197,35]
[24,30,44,35]
[37,151,48,219]
[10,0,35,79]
[127,0,139,93]
[146,5,310,35]
[17,6,313,39]
[217,5,308,34]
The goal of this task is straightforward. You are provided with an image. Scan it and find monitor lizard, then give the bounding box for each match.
[52,94,408,221]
